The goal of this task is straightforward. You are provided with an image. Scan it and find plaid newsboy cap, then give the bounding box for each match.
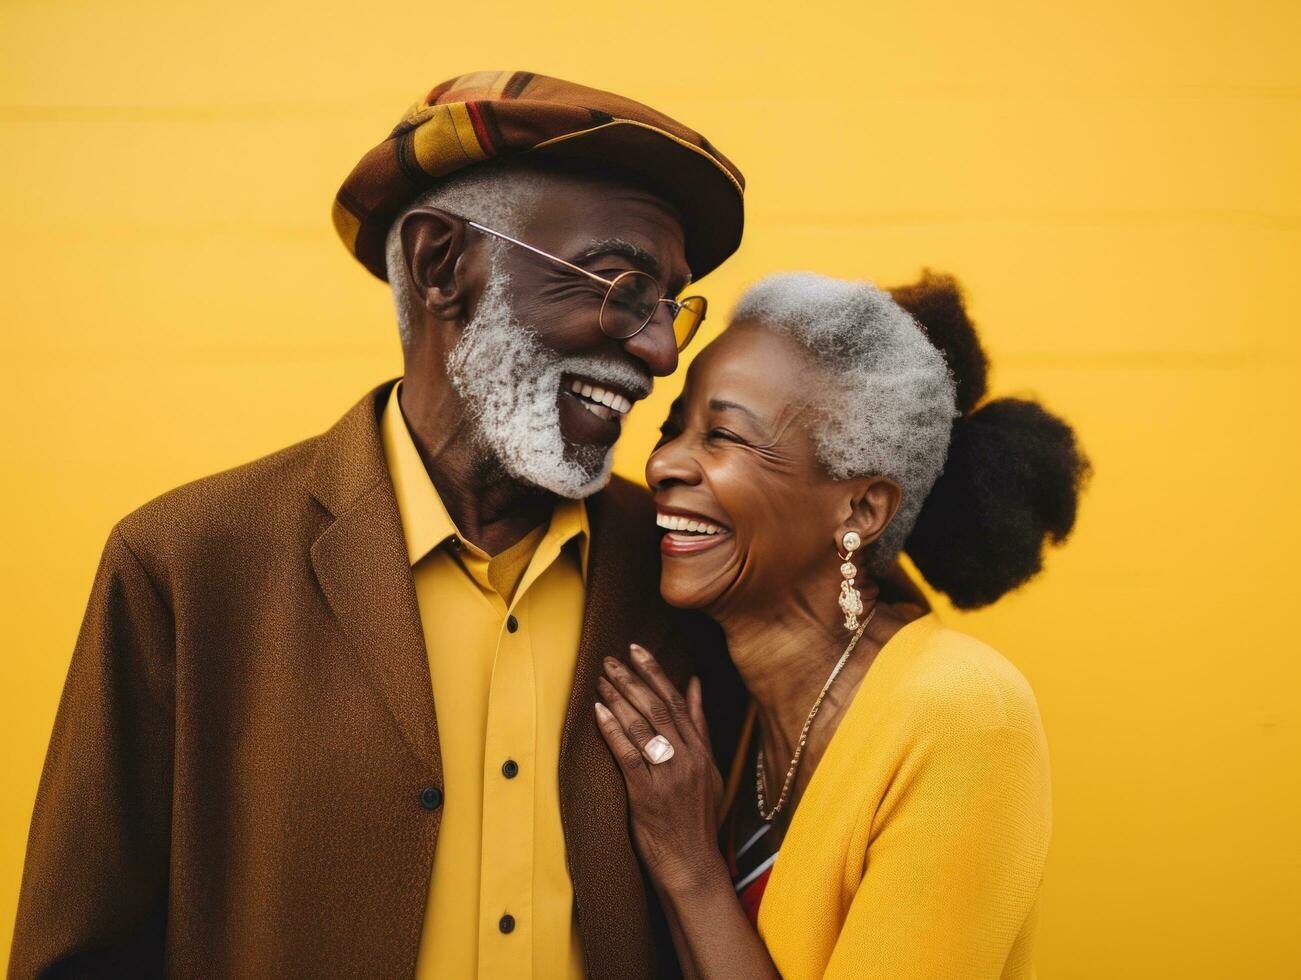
[333,70,745,282]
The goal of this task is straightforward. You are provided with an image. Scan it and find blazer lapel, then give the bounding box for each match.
[561,480,681,979]
[307,380,442,774]
[306,387,676,977]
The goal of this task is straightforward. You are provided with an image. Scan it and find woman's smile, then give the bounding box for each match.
[655,507,733,556]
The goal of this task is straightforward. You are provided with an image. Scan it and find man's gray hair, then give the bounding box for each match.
[732,272,960,568]
[384,160,544,347]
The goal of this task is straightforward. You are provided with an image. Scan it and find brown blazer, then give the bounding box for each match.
[9,380,744,980]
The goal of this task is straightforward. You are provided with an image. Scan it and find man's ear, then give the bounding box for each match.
[836,476,903,554]
[398,208,474,321]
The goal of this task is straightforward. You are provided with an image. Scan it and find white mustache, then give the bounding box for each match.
[556,353,653,401]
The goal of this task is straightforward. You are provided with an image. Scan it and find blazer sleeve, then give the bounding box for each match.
[823,724,1051,980]
[9,525,175,980]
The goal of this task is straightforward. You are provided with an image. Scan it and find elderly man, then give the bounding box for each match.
[9,72,747,980]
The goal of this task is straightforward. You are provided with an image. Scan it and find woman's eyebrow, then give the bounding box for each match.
[708,398,761,422]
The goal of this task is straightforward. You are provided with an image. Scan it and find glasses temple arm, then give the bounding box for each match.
[466,221,615,288]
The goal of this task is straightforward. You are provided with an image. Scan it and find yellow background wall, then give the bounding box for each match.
[3,1,1298,975]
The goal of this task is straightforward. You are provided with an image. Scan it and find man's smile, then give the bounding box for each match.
[557,371,644,446]
[565,375,635,420]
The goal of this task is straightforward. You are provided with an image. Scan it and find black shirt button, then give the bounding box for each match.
[420,785,443,810]
[502,759,519,779]
[506,615,519,633]
[499,914,515,934]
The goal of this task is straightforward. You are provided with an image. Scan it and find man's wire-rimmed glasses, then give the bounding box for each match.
[465,220,707,352]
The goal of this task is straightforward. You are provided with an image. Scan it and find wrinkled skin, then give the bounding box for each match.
[395,168,691,553]
[596,320,927,979]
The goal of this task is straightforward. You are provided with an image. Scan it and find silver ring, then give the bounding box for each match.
[641,734,675,765]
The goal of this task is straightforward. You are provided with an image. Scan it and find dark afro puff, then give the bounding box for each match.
[889,270,989,414]
[905,399,1091,609]
[888,270,1091,609]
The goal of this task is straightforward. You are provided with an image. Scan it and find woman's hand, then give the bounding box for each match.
[595,643,727,896]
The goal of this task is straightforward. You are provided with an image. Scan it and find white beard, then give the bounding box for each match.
[446,265,653,499]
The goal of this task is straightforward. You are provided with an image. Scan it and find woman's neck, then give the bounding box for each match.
[718,592,878,805]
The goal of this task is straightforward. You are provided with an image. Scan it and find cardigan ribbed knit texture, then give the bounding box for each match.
[758,613,1050,979]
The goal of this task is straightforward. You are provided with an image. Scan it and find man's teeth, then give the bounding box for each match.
[569,379,633,416]
[655,512,726,535]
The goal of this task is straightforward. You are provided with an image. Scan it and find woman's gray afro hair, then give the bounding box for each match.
[732,272,959,568]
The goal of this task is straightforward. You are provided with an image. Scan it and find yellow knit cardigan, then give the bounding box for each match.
[740,613,1051,979]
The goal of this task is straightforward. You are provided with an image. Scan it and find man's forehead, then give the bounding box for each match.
[538,195,684,243]
[526,176,689,275]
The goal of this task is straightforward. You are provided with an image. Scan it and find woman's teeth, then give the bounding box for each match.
[656,512,726,535]
[569,379,633,420]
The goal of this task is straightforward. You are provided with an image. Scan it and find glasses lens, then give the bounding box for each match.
[600,271,660,339]
[673,296,707,351]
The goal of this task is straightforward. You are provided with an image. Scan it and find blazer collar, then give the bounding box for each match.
[308,379,398,519]
[307,379,442,773]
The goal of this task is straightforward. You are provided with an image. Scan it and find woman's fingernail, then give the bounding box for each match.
[630,643,649,659]
[595,702,612,721]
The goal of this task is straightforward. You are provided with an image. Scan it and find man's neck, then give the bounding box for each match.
[397,373,555,556]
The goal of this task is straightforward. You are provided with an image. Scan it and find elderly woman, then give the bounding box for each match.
[594,272,1089,979]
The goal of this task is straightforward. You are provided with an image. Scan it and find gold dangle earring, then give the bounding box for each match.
[838,531,864,631]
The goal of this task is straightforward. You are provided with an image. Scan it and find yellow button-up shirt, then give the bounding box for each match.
[381,380,589,979]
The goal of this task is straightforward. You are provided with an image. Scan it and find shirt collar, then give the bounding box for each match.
[548,490,591,583]
[380,379,590,578]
